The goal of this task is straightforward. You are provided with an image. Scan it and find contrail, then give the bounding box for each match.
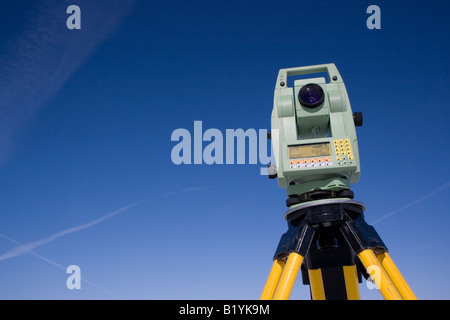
[0,0,137,166]
[371,180,450,225]
[161,185,210,197]
[0,234,117,298]
[181,185,211,192]
[0,185,208,297]
[0,185,208,261]
[0,200,143,262]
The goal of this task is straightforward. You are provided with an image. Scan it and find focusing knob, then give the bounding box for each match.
[353,112,363,127]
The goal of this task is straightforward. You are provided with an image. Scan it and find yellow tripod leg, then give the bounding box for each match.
[260,259,286,300]
[376,252,417,300]
[358,249,403,300]
[308,269,326,300]
[272,252,304,300]
[308,266,360,300]
[343,265,361,300]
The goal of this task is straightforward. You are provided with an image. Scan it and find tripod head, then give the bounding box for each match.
[269,64,363,200]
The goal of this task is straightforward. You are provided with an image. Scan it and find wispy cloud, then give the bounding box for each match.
[371,180,450,225]
[0,200,143,262]
[0,0,137,166]
[0,233,118,298]
[0,185,210,262]
[161,185,211,197]
[0,185,210,297]
[181,185,211,192]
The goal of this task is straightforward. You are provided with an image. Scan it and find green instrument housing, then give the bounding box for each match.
[270,64,361,196]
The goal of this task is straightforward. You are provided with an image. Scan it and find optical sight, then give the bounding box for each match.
[298,83,324,108]
[269,64,362,199]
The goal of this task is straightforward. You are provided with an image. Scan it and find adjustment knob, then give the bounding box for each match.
[353,112,363,127]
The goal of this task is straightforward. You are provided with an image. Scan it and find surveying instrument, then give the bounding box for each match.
[261,64,417,300]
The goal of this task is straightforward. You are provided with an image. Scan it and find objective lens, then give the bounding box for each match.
[298,83,324,108]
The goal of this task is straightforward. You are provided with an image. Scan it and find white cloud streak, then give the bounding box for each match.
[0,200,143,262]
[181,185,211,192]
[0,185,209,297]
[0,233,118,298]
[0,185,209,262]
[371,180,450,225]
[0,0,137,166]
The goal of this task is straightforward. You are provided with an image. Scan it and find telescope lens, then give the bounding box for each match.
[298,84,324,108]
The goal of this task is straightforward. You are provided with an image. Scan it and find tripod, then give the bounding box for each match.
[260,191,417,300]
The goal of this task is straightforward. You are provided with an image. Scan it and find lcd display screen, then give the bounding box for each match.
[288,143,331,159]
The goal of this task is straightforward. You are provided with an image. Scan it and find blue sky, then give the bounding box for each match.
[0,0,449,300]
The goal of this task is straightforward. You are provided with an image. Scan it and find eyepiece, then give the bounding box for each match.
[298,83,324,108]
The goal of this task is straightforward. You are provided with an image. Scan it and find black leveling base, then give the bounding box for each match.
[260,191,417,300]
[276,198,379,300]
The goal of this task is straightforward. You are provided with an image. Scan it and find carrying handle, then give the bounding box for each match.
[275,63,342,89]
